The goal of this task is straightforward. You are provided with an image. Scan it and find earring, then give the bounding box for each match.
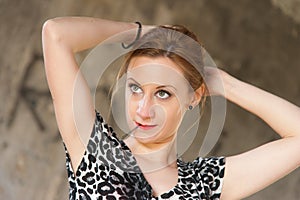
[188,105,193,110]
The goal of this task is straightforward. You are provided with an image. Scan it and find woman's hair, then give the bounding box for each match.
[117,25,207,111]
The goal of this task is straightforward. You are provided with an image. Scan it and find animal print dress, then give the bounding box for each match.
[64,111,225,199]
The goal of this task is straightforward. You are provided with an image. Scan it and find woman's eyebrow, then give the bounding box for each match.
[126,77,141,86]
[156,85,177,91]
[127,77,177,91]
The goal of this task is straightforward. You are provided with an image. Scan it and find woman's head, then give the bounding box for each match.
[116,25,207,144]
[118,25,206,92]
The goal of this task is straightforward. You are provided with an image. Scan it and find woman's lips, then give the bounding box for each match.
[135,121,157,130]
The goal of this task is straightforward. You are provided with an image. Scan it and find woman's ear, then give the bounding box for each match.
[191,83,206,107]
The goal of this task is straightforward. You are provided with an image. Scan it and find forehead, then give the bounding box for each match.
[126,56,193,95]
[128,56,183,74]
[127,56,187,84]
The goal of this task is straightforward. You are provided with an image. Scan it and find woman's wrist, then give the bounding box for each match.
[43,17,147,52]
[220,71,248,105]
[121,22,142,49]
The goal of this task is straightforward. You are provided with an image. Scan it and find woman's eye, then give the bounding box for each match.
[156,90,171,99]
[129,84,142,94]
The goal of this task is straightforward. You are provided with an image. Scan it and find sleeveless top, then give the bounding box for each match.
[64,111,225,200]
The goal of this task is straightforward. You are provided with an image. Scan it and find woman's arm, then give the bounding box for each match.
[205,68,300,199]
[42,17,139,172]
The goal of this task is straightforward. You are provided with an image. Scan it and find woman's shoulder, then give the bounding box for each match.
[191,156,226,180]
[178,156,225,172]
[176,156,226,198]
[193,156,226,168]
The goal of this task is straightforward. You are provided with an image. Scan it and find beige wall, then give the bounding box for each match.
[1,0,300,199]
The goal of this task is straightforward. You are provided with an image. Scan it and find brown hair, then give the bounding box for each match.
[117,25,207,111]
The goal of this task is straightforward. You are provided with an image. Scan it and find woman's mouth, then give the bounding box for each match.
[135,121,157,130]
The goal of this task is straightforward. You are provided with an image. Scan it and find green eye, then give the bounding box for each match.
[129,84,142,94]
[156,90,171,99]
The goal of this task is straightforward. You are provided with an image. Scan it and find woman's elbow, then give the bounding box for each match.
[42,19,63,45]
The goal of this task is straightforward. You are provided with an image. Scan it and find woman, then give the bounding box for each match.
[42,17,300,199]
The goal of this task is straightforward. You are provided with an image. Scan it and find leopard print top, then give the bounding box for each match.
[65,111,225,199]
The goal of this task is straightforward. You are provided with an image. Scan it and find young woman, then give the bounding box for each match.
[42,17,300,200]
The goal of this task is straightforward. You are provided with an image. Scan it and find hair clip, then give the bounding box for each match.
[121,21,142,49]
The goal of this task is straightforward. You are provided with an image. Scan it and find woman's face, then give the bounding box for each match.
[125,56,194,145]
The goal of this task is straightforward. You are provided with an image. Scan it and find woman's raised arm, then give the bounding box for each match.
[205,68,300,199]
[42,17,139,171]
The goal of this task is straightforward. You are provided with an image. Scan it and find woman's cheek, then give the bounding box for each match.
[126,97,136,128]
[167,102,183,127]
[160,102,176,124]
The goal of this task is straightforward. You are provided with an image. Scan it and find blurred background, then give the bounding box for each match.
[1,0,300,199]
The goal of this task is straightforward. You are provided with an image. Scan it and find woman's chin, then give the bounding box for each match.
[132,129,159,142]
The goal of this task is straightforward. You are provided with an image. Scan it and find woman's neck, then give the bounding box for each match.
[124,136,178,173]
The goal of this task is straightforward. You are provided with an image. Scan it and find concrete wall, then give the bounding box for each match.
[1,0,299,199]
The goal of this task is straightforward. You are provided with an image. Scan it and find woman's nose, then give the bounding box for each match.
[136,96,155,119]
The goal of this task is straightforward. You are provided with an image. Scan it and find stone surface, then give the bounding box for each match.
[272,0,300,24]
[1,0,299,199]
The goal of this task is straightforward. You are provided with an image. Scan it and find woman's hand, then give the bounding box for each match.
[203,66,235,98]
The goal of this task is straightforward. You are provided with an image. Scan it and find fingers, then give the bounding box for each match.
[203,66,226,97]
